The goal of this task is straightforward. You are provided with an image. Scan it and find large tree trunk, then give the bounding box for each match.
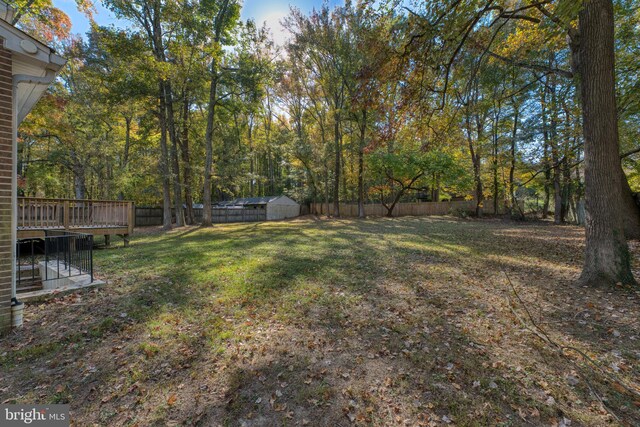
[577,0,636,286]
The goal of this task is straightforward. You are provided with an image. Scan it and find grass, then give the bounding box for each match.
[1,216,639,426]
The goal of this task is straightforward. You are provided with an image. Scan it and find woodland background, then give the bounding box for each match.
[13,0,639,225]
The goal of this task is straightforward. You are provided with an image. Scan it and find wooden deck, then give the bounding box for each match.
[17,198,135,242]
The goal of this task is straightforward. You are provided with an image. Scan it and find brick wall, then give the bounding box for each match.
[0,44,12,334]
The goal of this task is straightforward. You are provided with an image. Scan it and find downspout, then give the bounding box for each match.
[11,70,57,300]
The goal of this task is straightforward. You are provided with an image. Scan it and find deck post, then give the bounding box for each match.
[128,202,135,236]
[63,200,70,230]
[124,202,134,247]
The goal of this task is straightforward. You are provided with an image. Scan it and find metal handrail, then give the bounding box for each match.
[16,230,94,290]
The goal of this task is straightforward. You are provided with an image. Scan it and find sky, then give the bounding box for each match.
[53,0,341,46]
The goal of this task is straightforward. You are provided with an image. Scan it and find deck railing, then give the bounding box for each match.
[18,197,134,234]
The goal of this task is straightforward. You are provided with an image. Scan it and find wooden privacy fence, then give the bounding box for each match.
[310,199,503,217]
[211,208,266,223]
[18,197,134,237]
[135,207,265,225]
[135,207,164,226]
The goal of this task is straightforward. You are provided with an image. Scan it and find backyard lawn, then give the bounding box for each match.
[1,217,639,426]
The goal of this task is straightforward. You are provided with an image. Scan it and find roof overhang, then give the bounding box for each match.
[0,3,66,124]
[0,1,15,23]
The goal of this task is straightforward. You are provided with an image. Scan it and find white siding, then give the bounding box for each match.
[265,197,300,220]
[266,203,300,220]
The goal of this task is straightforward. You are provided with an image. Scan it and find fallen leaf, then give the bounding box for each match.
[167,394,177,406]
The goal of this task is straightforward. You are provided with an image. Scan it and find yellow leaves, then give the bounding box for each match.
[491,23,565,63]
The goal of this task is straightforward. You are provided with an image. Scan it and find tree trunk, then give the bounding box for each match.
[333,108,341,218]
[577,0,636,287]
[180,93,195,225]
[385,189,405,218]
[158,83,172,230]
[552,158,562,223]
[492,110,499,215]
[466,113,483,217]
[164,80,184,227]
[202,0,231,226]
[149,7,172,230]
[620,168,640,238]
[541,81,551,219]
[324,160,330,217]
[433,173,440,202]
[249,116,255,197]
[561,158,571,222]
[357,109,366,218]
[493,169,499,214]
[123,115,131,168]
[202,64,219,227]
[547,72,564,224]
[73,165,86,200]
[509,103,519,215]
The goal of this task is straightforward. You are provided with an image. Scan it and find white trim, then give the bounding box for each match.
[14,72,57,85]
[0,1,15,26]
[0,20,65,69]
[14,71,57,124]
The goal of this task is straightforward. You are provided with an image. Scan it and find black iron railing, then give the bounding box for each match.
[16,230,94,291]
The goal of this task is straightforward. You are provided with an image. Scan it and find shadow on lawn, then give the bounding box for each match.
[1,217,636,426]
[183,219,584,425]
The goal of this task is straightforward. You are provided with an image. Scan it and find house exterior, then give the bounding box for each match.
[0,2,65,334]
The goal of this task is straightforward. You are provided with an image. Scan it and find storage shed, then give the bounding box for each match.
[214,196,300,222]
